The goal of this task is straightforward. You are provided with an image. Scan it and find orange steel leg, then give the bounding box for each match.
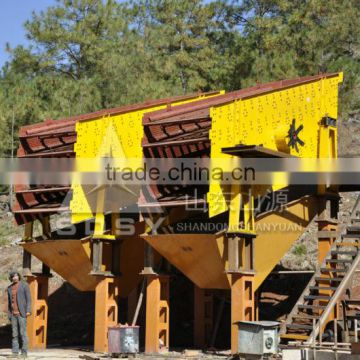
[26,274,49,350]
[145,275,170,353]
[94,277,120,353]
[317,220,338,264]
[231,272,255,354]
[194,286,213,349]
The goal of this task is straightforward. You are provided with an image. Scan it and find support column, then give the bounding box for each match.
[317,196,339,263]
[94,277,120,353]
[145,275,170,353]
[231,272,255,354]
[22,250,32,276]
[317,219,338,263]
[127,286,138,324]
[22,222,34,276]
[26,274,49,350]
[316,195,340,333]
[227,229,256,355]
[194,286,213,349]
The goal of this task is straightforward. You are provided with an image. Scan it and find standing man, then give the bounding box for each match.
[7,271,31,358]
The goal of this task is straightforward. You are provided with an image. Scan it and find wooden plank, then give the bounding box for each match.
[281,334,309,340]
[317,231,340,238]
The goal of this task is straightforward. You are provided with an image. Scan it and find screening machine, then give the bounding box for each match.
[14,72,350,354]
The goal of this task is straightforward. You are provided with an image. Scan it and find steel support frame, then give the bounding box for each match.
[22,218,51,276]
[227,181,257,355]
[145,274,170,353]
[194,286,213,349]
[23,217,52,350]
[26,274,49,350]
[92,203,122,352]
[94,276,120,353]
[316,195,340,335]
[227,231,256,354]
[22,222,33,276]
[230,272,255,354]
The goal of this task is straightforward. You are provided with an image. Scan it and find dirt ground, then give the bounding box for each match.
[0,348,102,359]
[0,348,231,360]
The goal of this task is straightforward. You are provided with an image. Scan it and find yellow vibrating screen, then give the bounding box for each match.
[67,73,343,292]
[208,73,342,218]
[70,91,224,224]
[143,73,343,290]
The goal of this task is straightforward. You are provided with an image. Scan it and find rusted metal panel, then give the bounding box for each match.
[15,92,219,224]
[143,73,339,123]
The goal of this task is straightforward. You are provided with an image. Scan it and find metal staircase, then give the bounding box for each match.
[280,198,360,343]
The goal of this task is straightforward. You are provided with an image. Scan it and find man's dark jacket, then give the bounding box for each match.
[7,281,31,318]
